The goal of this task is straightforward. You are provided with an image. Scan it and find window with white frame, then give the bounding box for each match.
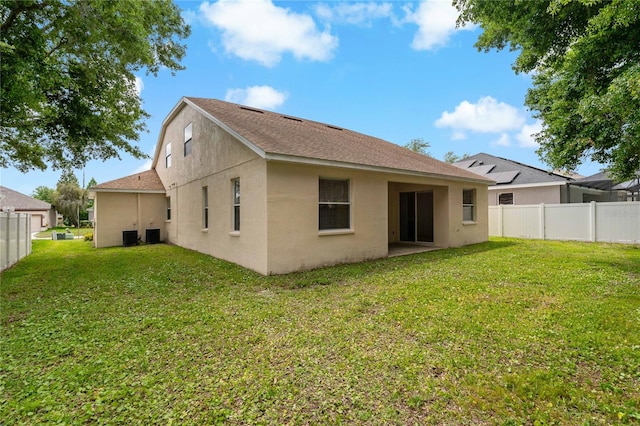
[165,143,171,168]
[498,192,514,205]
[319,178,350,230]
[184,123,192,157]
[232,178,240,231]
[463,189,476,222]
[202,186,208,229]
[166,196,171,221]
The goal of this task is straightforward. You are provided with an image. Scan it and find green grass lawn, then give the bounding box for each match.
[34,226,93,239]
[2,239,639,425]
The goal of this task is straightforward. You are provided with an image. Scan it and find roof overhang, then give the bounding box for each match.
[89,188,166,199]
[265,153,494,186]
[488,181,567,190]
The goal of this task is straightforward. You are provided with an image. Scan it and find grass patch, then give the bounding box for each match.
[34,227,94,239]
[2,238,639,424]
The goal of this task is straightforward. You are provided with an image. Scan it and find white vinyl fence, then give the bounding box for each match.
[489,201,640,244]
[1,212,32,272]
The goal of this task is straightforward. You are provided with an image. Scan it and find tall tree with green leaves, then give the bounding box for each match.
[404,138,432,156]
[1,0,190,172]
[55,168,83,226]
[454,0,640,180]
[443,151,470,164]
[32,185,57,205]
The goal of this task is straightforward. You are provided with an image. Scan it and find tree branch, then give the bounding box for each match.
[1,2,48,33]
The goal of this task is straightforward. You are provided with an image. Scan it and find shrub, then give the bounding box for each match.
[84,233,93,241]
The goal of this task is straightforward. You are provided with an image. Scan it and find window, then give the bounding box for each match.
[463,189,476,222]
[184,123,192,157]
[166,196,171,221]
[232,179,240,231]
[498,192,514,205]
[165,143,172,168]
[202,186,208,229]
[319,178,350,230]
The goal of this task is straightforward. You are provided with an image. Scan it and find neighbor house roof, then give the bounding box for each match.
[152,97,493,185]
[0,186,51,211]
[573,170,640,192]
[90,170,165,193]
[453,153,571,186]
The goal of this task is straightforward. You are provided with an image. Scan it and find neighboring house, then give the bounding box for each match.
[453,153,611,205]
[570,171,638,202]
[90,97,492,275]
[0,186,56,232]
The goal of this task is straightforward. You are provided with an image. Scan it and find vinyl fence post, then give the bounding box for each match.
[539,203,545,240]
[2,214,8,270]
[16,213,21,265]
[590,201,597,242]
[499,204,503,237]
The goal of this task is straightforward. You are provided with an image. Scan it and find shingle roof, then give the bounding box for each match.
[0,186,51,211]
[454,153,570,186]
[181,97,492,184]
[90,170,165,192]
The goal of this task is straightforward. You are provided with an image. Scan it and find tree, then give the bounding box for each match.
[454,0,640,180]
[443,151,470,164]
[55,168,83,226]
[58,168,79,186]
[404,138,431,156]
[32,185,57,205]
[85,177,97,209]
[1,0,190,172]
[86,177,97,190]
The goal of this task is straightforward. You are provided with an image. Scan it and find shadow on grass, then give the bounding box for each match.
[268,239,520,290]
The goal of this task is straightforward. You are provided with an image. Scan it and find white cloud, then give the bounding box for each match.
[516,121,543,148]
[133,159,152,173]
[435,96,526,133]
[492,133,511,147]
[133,144,157,173]
[181,9,198,25]
[200,0,338,67]
[225,85,288,110]
[134,77,144,95]
[404,1,473,51]
[315,2,393,26]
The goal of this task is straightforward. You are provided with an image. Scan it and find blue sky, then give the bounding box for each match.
[3,0,603,196]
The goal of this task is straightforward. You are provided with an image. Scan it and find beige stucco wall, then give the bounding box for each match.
[264,162,489,275]
[265,162,389,275]
[156,103,268,274]
[93,192,166,248]
[446,181,489,247]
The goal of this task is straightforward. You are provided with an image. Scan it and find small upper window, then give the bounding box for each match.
[184,123,192,157]
[165,143,172,168]
[498,192,513,205]
[463,189,476,222]
[232,178,240,232]
[319,179,350,230]
[202,186,209,229]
